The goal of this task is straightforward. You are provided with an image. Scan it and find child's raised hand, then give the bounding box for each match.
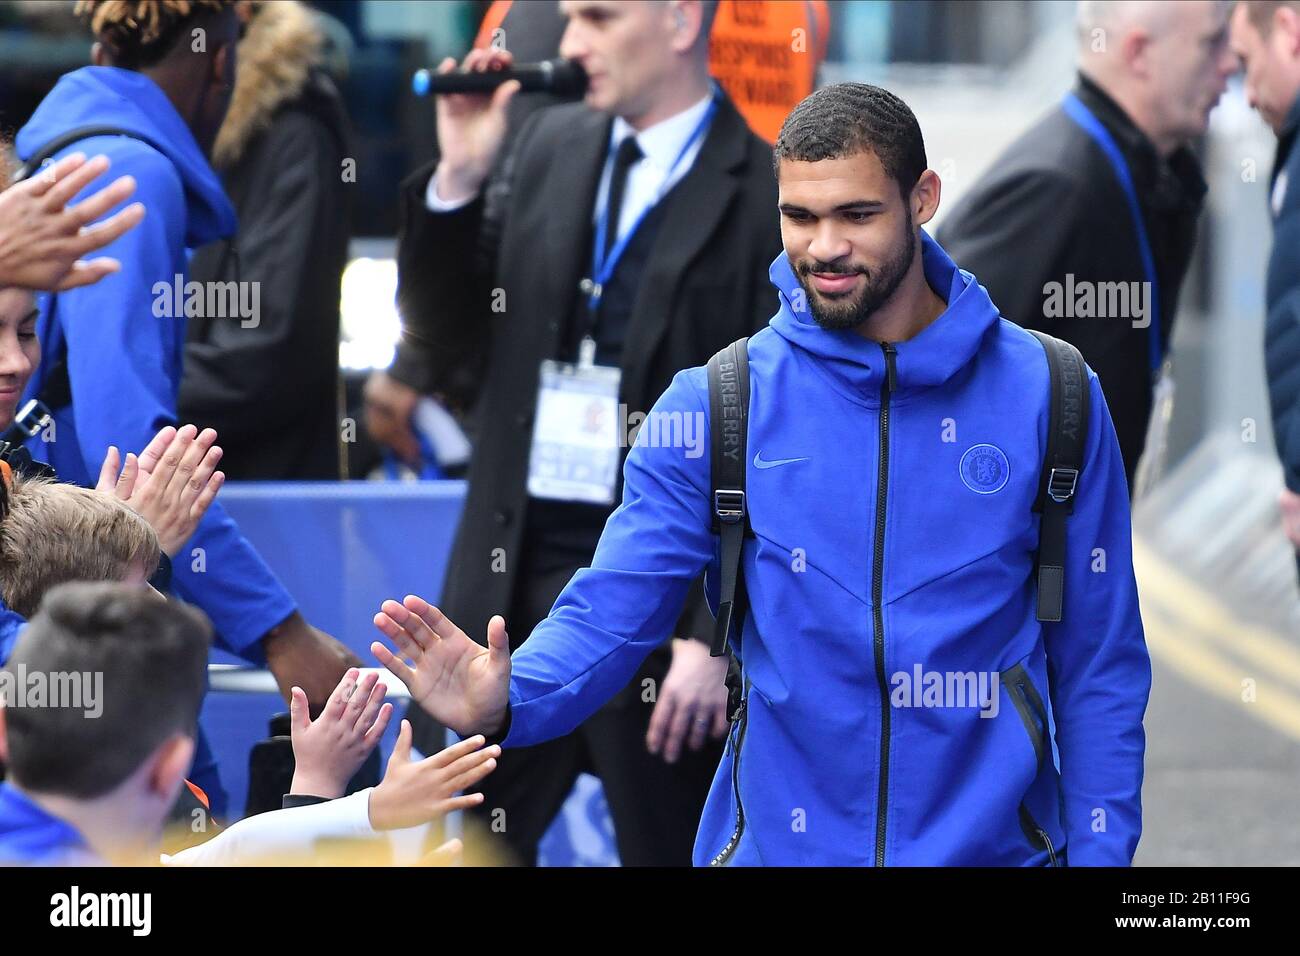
[367,719,499,831]
[289,667,393,799]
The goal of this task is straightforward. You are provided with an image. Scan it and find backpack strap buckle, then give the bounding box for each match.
[10,400,52,440]
[714,489,746,524]
[1046,467,1078,504]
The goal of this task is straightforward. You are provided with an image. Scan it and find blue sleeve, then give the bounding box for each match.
[1044,372,1152,866]
[502,369,717,747]
[0,599,25,667]
[47,144,296,658]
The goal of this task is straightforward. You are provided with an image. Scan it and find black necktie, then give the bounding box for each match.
[603,135,644,259]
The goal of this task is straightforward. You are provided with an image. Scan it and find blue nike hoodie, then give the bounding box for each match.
[15,67,295,657]
[498,232,1151,866]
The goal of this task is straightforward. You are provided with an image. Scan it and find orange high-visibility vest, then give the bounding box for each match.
[474,0,512,50]
[710,0,829,143]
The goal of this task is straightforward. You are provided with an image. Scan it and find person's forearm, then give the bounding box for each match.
[501,374,717,748]
[288,769,345,801]
[1044,376,1151,866]
[261,612,361,714]
[168,504,297,658]
[163,789,374,866]
[502,590,685,749]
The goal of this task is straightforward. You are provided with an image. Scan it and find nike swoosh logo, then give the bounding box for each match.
[753,451,810,469]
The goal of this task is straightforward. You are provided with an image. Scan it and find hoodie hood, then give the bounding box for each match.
[16,66,236,246]
[768,229,1002,397]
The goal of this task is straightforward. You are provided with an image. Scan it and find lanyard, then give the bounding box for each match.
[1061,92,1164,376]
[382,432,444,482]
[585,90,720,317]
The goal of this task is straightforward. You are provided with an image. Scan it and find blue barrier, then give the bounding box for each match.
[202,480,464,817]
[199,480,617,864]
[210,480,467,663]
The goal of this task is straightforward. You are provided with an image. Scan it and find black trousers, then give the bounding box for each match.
[462,537,722,867]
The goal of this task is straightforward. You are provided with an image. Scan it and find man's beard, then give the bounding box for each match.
[795,212,916,331]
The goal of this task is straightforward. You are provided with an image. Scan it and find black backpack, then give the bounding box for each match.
[704,331,1090,701]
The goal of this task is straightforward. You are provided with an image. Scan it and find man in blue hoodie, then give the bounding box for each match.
[14,0,357,707]
[372,83,1152,866]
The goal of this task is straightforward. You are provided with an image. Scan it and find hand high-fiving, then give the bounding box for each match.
[371,594,511,738]
[0,152,145,291]
[96,423,224,557]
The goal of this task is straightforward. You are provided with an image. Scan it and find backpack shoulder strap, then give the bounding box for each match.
[707,336,750,657]
[1027,329,1090,623]
[16,126,153,182]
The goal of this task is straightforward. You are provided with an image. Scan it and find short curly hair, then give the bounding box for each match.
[76,0,235,69]
[774,83,929,201]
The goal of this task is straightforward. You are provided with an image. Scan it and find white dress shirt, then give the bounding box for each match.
[425,93,715,253]
[589,92,714,249]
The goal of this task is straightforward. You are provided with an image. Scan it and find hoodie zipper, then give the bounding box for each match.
[872,342,897,866]
[709,687,749,866]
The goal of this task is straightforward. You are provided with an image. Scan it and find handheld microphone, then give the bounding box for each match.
[411,58,588,98]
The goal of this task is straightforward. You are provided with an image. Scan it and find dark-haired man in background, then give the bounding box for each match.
[180,0,352,481]
[375,82,1151,866]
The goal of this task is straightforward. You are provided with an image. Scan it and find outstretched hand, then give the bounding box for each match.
[371,594,511,738]
[0,152,145,291]
[367,719,499,831]
[288,668,393,799]
[96,424,224,557]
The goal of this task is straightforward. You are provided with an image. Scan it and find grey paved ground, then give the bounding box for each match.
[1136,606,1300,866]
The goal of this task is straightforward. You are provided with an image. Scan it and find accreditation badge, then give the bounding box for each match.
[526,359,622,505]
[1133,359,1176,502]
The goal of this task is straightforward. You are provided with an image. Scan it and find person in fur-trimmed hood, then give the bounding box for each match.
[179,0,352,480]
